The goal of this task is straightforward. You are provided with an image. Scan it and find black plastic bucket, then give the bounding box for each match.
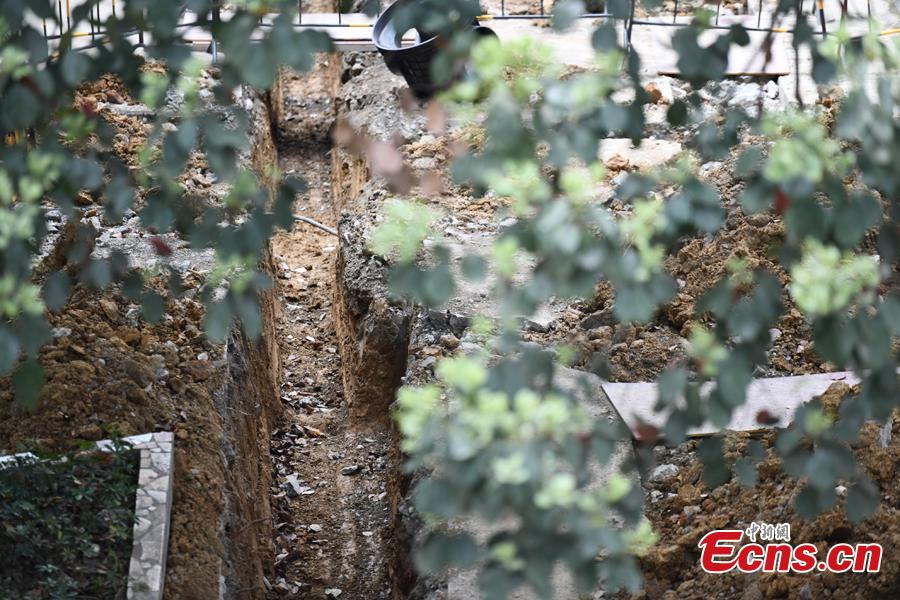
[372,0,495,98]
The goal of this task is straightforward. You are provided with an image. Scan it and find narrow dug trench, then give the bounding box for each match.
[265,56,400,599]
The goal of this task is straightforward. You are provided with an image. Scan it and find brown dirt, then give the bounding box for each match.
[0,282,251,599]
[3,67,283,599]
[634,383,900,599]
[523,143,828,382]
[265,57,397,599]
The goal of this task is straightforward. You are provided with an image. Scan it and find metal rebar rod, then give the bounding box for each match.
[817,0,826,37]
[673,0,679,23]
[626,0,637,54]
[295,215,338,236]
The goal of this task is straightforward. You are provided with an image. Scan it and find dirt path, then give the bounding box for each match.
[266,58,395,599]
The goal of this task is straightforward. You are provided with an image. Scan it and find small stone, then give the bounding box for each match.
[650,489,664,503]
[52,327,72,338]
[439,334,460,350]
[119,327,142,345]
[879,418,892,448]
[284,474,305,497]
[579,308,615,330]
[308,524,323,533]
[411,157,437,170]
[835,485,847,497]
[768,328,782,342]
[123,359,154,387]
[325,589,342,599]
[648,463,679,483]
[727,82,763,116]
[588,326,613,342]
[645,77,674,104]
[699,161,722,176]
[521,318,550,333]
[604,154,630,171]
[183,360,214,382]
[499,217,517,228]
[99,298,119,321]
[341,465,361,476]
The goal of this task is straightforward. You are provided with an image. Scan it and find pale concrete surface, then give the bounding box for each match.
[602,371,863,437]
[600,138,684,170]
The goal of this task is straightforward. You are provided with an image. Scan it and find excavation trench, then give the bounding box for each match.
[265,53,412,599]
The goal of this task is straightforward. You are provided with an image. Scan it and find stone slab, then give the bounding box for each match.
[600,138,684,170]
[123,432,175,600]
[602,371,862,438]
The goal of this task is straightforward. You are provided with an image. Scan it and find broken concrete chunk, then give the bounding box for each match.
[600,139,683,171]
[648,463,679,483]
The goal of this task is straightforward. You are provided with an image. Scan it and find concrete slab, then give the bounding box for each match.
[600,138,684,170]
[602,371,862,438]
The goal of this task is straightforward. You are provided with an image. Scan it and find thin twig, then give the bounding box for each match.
[294,214,338,236]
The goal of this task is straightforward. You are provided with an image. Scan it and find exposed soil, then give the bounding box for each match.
[2,64,283,599]
[635,384,900,599]
[265,57,397,599]
[523,138,829,383]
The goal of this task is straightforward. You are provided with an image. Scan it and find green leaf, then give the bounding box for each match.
[734,457,758,487]
[812,316,853,365]
[740,179,774,214]
[42,271,71,313]
[666,101,688,127]
[141,291,166,323]
[13,360,45,411]
[0,325,20,376]
[833,192,880,249]
[461,254,487,281]
[552,0,585,31]
[60,51,90,87]
[414,532,478,574]
[735,146,762,177]
[203,300,232,341]
[591,22,618,51]
[697,437,729,487]
[846,478,879,524]
[235,295,263,339]
[414,478,464,518]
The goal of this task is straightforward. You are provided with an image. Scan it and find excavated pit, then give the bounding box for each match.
[264,52,416,599]
[0,84,285,600]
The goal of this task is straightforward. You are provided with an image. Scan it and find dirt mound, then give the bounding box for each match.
[636,384,900,599]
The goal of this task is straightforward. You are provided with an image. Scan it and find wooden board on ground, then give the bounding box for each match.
[602,371,862,438]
